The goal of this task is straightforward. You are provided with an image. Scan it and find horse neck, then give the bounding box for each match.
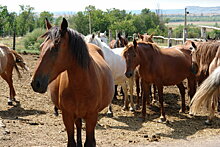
[138,44,159,71]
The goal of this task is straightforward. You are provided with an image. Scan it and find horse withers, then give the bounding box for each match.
[0,45,28,105]
[31,18,114,147]
[123,39,196,122]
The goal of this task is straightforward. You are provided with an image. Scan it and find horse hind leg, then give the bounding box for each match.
[176,82,186,113]
[1,72,17,106]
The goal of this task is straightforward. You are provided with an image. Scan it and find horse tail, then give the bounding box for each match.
[10,49,28,78]
[189,66,220,115]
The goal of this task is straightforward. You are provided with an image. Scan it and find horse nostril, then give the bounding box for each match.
[125,72,133,78]
[36,80,41,89]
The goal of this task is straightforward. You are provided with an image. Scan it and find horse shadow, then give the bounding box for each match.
[157,115,220,140]
[0,102,46,121]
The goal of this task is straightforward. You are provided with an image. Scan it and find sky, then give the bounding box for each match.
[1,0,220,13]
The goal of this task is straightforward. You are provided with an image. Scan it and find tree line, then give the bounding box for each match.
[1,4,219,42]
[0,5,168,38]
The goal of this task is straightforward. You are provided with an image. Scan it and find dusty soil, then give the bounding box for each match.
[1,54,220,147]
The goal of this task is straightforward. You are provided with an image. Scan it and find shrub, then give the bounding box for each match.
[22,28,45,50]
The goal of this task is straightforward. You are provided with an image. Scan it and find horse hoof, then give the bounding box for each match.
[205,120,212,126]
[8,101,13,106]
[106,112,113,118]
[54,112,59,117]
[158,117,166,123]
[122,106,129,111]
[129,107,135,112]
[179,109,186,113]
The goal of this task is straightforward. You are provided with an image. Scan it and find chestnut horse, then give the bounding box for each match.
[109,32,128,49]
[137,33,157,105]
[0,45,28,105]
[189,41,220,124]
[31,18,114,147]
[123,40,196,122]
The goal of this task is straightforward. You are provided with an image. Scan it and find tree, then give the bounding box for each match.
[36,11,54,28]
[16,5,35,36]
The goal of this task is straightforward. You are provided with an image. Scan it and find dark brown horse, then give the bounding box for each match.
[109,33,128,49]
[31,18,114,147]
[0,45,28,105]
[123,40,196,122]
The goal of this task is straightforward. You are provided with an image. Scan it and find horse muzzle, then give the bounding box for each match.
[31,75,49,93]
[125,71,133,78]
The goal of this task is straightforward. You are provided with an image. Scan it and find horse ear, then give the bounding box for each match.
[125,33,128,38]
[117,32,121,39]
[92,34,95,39]
[191,41,197,50]
[97,32,100,37]
[150,34,154,38]
[60,18,68,31]
[133,39,137,49]
[138,33,144,40]
[45,18,52,30]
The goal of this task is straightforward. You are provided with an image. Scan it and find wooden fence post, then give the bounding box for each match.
[201,27,207,39]
[168,27,172,47]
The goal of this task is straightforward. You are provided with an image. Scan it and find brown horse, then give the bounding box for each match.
[137,33,157,106]
[188,40,220,124]
[123,40,196,122]
[0,45,28,105]
[31,18,114,147]
[109,32,128,49]
[138,33,154,43]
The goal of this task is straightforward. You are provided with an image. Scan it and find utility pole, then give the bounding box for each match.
[88,9,92,34]
[183,8,189,43]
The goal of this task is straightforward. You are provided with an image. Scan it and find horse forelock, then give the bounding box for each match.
[42,27,91,69]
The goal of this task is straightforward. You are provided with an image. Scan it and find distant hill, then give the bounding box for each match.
[128,6,220,15]
[51,6,220,17]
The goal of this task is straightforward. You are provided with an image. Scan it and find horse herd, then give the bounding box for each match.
[1,18,220,147]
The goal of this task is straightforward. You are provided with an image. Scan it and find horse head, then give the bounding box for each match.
[31,18,69,93]
[123,39,140,78]
[138,33,154,43]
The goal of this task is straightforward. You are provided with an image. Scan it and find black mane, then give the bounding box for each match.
[44,27,90,69]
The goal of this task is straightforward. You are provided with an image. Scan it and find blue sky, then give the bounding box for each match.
[1,0,220,13]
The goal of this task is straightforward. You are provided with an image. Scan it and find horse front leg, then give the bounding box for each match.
[106,103,113,117]
[157,85,166,122]
[176,82,186,113]
[62,111,76,147]
[128,77,135,111]
[141,81,150,121]
[75,118,82,147]
[135,74,140,109]
[1,72,16,106]
[121,82,129,111]
[84,113,98,147]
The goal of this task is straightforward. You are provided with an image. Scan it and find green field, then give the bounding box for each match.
[166,21,220,29]
[0,37,39,54]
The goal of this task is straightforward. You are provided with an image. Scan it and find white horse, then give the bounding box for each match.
[97,31,108,44]
[84,34,135,116]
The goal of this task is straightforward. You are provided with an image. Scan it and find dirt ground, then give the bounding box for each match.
[1,54,220,147]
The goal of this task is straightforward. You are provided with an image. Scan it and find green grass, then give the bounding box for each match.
[0,37,39,54]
